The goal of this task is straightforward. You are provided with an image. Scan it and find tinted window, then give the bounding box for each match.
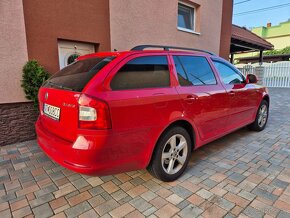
[213,61,245,84]
[110,56,170,90]
[178,3,195,30]
[173,56,192,86]
[174,56,216,86]
[43,57,114,91]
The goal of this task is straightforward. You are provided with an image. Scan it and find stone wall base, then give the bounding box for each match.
[0,102,38,146]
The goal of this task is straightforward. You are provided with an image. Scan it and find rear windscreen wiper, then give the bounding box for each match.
[46,81,75,91]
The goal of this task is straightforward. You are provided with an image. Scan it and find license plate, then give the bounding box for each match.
[43,103,60,120]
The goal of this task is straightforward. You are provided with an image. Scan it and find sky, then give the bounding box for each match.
[233,0,290,29]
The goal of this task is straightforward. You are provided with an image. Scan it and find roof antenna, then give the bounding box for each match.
[113,49,118,52]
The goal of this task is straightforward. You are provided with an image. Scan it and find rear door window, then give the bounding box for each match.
[110,56,170,90]
[173,56,217,86]
[43,57,114,91]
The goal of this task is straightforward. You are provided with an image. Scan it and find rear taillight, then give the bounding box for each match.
[78,94,111,129]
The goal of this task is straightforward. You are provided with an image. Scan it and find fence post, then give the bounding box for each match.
[255,66,265,85]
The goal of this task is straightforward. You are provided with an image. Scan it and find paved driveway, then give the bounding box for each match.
[1,88,290,218]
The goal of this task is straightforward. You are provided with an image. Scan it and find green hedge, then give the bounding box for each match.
[264,46,290,56]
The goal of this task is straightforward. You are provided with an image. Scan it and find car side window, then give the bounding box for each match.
[213,61,245,84]
[173,56,217,86]
[173,56,192,86]
[110,56,170,90]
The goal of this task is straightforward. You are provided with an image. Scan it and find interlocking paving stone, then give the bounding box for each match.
[64,201,92,217]
[94,199,119,216]
[34,184,58,198]
[140,191,158,201]
[143,206,157,216]
[0,209,12,218]
[12,205,31,217]
[252,187,279,202]
[29,193,55,208]
[238,190,256,201]
[277,210,290,218]
[88,186,105,196]
[209,195,235,211]
[109,203,135,218]
[271,178,289,189]
[71,178,90,190]
[1,88,290,217]
[228,172,246,183]
[196,189,213,200]
[178,204,203,218]
[79,209,99,218]
[129,197,152,212]
[243,206,265,218]
[32,203,53,218]
[154,204,180,218]
[171,186,193,198]
[111,189,128,201]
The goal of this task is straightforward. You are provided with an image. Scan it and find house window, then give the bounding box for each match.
[178,3,195,31]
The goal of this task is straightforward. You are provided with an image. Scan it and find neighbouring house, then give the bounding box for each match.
[253,20,290,50]
[0,0,233,146]
[235,20,290,64]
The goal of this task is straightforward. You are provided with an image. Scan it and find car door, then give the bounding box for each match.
[171,54,230,143]
[212,59,259,129]
[102,53,183,163]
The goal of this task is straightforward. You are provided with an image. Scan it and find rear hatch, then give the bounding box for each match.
[38,56,114,142]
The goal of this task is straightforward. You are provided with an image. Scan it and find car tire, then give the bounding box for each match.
[248,100,269,131]
[147,126,192,182]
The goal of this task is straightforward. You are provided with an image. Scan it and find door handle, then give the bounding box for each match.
[186,95,198,100]
[184,95,198,104]
[229,91,235,96]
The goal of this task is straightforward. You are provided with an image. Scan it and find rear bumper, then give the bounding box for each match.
[35,117,148,175]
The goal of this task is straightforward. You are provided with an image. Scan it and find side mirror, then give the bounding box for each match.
[246,74,258,84]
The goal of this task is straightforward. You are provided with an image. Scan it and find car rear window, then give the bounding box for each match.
[43,57,114,91]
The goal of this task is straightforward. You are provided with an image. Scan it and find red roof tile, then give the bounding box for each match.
[232,24,273,50]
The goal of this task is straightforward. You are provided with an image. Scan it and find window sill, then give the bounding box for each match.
[177,27,200,35]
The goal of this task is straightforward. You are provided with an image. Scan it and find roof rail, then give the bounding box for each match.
[131,45,216,56]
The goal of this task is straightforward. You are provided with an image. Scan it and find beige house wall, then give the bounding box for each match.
[109,0,223,54]
[0,0,28,104]
[266,36,290,50]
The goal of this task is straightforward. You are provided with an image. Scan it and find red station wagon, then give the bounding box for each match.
[36,45,270,181]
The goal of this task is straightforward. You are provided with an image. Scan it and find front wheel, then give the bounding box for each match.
[147,126,192,182]
[248,100,269,131]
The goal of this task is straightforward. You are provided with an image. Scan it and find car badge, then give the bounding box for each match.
[45,92,49,100]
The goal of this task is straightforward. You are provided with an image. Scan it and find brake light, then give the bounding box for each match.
[78,94,111,129]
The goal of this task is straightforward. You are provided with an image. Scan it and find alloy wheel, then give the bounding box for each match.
[258,104,268,128]
[161,134,188,175]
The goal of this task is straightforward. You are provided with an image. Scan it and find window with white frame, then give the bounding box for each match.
[178,3,195,31]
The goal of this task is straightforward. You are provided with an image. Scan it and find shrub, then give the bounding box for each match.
[21,60,50,108]
[264,46,290,56]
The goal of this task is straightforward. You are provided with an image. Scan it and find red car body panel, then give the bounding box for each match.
[36,50,269,175]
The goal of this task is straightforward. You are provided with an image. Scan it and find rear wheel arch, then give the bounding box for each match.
[151,120,196,159]
[147,121,195,181]
[263,95,270,106]
[164,120,196,151]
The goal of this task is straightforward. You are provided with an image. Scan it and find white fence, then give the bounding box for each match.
[236,61,290,88]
